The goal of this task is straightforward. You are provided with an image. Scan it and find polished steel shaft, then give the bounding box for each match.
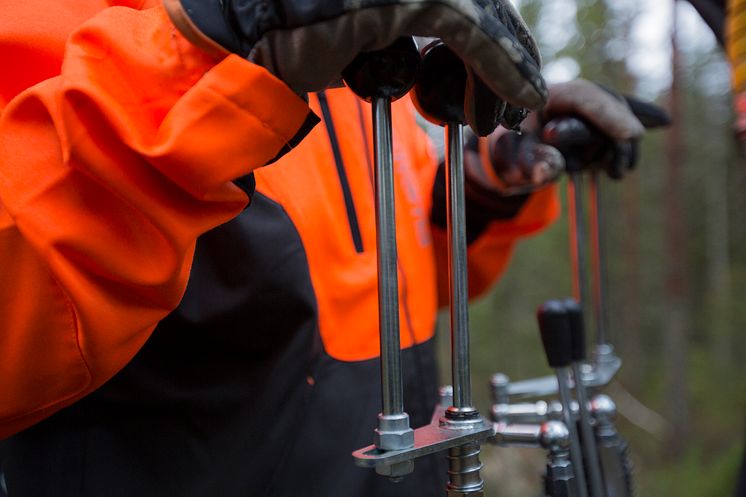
[567,174,590,315]
[373,96,403,417]
[557,366,589,497]
[445,122,473,411]
[573,362,606,497]
[589,170,609,348]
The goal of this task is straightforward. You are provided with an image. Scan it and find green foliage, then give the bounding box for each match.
[640,442,743,497]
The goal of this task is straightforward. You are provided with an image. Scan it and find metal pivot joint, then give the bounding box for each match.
[591,395,634,497]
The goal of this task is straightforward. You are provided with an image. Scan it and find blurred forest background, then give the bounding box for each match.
[436,0,746,495]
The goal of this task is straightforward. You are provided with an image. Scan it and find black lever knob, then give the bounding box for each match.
[541,117,604,175]
[561,298,586,362]
[342,37,420,102]
[410,40,466,126]
[537,300,573,368]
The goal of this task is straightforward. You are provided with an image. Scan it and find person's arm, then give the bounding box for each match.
[0,4,316,438]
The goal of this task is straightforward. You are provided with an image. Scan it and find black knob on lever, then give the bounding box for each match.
[561,298,586,363]
[341,37,420,102]
[410,40,466,126]
[541,118,606,175]
[537,300,573,369]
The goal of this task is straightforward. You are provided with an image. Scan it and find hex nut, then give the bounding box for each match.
[374,428,415,451]
[375,460,414,478]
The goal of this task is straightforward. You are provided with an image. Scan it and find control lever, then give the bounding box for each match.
[342,37,420,478]
[545,117,624,385]
[351,40,492,487]
[412,39,485,497]
[543,117,617,366]
[538,300,589,497]
[564,299,606,497]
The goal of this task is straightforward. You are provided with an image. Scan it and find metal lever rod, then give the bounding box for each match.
[372,96,404,419]
[342,37,421,457]
[538,301,589,497]
[565,299,606,497]
[410,39,484,497]
[446,121,474,413]
[557,366,589,497]
[567,173,590,315]
[445,119,485,497]
[588,171,609,349]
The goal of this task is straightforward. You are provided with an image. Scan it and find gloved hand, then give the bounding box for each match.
[465,130,564,195]
[472,78,664,193]
[535,79,654,179]
[163,0,547,132]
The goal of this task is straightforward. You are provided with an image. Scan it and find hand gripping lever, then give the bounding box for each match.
[496,100,670,401]
[412,40,487,497]
[343,37,420,479]
[347,39,492,487]
[352,40,493,496]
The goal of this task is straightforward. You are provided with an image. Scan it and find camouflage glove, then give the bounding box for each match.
[536,79,651,179]
[163,0,547,126]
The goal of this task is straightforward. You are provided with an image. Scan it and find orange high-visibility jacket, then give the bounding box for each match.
[0,1,559,495]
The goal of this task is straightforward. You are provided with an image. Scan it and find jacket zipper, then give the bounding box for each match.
[317,91,365,253]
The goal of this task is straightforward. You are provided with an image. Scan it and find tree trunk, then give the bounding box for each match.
[661,0,691,460]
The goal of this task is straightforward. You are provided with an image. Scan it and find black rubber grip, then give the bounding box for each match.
[342,37,420,102]
[537,300,573,368]
[411,40,466,126]
[561,298,586,362]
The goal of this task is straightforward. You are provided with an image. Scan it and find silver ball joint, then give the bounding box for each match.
[439,385,454,408]
[589,394,617,424]
[489,373,510,404]
[539,420,571,453]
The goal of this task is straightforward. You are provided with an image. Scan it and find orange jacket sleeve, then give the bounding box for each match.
[0,3,315,438]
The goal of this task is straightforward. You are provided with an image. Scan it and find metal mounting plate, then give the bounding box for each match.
[353,418,494,468]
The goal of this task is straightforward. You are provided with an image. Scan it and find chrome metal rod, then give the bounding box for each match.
[445,122,473,411]
[573,362,607,497]
[567,174,590,313]
[373,96,403,417]
[589,170,609,347]
[557,366,589,497]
